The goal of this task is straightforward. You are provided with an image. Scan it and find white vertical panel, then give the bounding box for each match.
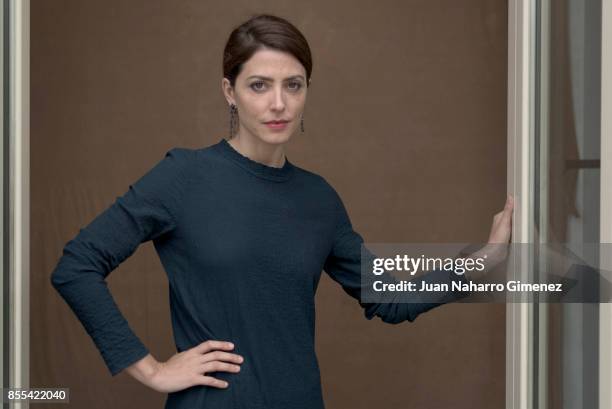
[507,1,535,408]
[8,0,29,408]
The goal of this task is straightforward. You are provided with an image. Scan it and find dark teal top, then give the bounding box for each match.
[51,138,465,409]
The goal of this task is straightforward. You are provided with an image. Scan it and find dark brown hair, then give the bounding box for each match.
[223,14,313,88]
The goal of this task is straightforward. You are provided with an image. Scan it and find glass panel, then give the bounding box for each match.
[535,0,602,408]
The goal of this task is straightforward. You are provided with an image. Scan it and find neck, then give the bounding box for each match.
[227,132,286,168]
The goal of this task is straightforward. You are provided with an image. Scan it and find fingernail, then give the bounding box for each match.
[228,342,234,348]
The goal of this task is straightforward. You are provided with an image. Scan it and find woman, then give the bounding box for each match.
[51,13,513,408]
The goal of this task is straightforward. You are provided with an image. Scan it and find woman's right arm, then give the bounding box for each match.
[127,341,244,393]
[50,148,190,377]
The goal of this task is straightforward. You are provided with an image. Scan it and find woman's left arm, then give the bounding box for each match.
[322,193,514,324]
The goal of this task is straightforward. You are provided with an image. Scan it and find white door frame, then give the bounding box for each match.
[7,0,30,408]
[507,1,612,408]
[507,0,536,408]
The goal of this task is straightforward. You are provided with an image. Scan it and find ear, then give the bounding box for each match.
[221,77,235,106]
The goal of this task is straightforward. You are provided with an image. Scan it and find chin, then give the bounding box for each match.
[257,131,293,145]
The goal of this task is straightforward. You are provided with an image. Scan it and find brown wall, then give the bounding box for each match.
[32,1,508,408]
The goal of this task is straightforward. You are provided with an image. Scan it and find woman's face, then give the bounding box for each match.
[222,47,308,145]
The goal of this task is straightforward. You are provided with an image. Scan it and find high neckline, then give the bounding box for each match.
[215,138,295,182]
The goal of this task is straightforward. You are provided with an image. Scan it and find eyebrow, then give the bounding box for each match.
[246,75,305,81]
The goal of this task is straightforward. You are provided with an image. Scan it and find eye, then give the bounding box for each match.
[250,81,266,91]
[288,81,303,91]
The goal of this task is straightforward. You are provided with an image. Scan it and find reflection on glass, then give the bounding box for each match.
[535,0,601,408]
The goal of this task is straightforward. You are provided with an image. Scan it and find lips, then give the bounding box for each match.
[265,120,289,130]
[264,120,289,124]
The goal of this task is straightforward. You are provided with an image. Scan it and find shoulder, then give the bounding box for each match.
[189,141,235,172]
[163,146,197,165]
[142,147,196,182]
[131,147,197,195]
[291,167,354,233]
[291,165,345,205]
[144,147,197,170]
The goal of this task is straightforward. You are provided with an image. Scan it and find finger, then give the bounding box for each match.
[202,361,241,374]
[500,195,514,224]
[196,340,234,354]
[506,194,514,210]
[201,351,244,364]
[196,375,229,389]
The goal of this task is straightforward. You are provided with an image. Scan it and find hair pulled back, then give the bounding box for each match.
[223,14,313,88]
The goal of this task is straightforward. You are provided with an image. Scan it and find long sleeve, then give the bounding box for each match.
[50,148,191,376]
[323,193,469,324]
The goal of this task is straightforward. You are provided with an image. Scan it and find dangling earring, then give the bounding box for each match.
[300,113,305,133]
[229,104,238,138]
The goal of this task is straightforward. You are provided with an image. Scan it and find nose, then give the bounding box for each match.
[270,86,286,111]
